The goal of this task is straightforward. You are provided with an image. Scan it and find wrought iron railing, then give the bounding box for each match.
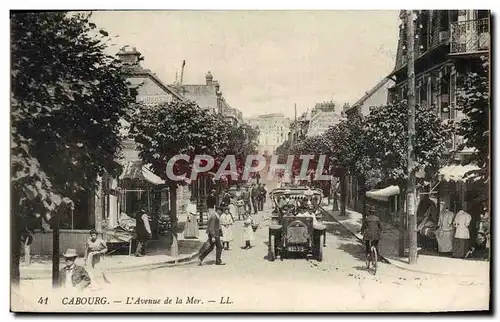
[451,18,490,54]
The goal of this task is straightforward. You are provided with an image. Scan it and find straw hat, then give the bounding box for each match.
[62,248,78,258]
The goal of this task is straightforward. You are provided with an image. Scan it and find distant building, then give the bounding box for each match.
[171,71,243,124]
[306,101,345,137]
[344,77,395,118]
[246,113,290,155]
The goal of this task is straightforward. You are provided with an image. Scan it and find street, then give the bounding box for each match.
[15,206,489,312]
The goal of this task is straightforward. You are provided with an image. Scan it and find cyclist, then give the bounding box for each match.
[361,208,382,258]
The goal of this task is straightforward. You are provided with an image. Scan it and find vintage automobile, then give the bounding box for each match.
[268,187,326,262]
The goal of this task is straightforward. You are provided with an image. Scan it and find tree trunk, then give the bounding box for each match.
[340,175,347,216]
[398,187,406,258]
[169,185,179,258]
[359,176,367,217]
[52,208,60,288]
[11,212,21,288]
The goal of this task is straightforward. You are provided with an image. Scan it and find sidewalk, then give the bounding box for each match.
[21,231,204,280]
[321,204,489,278]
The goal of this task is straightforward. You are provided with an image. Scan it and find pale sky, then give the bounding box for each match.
[91,10,400,118]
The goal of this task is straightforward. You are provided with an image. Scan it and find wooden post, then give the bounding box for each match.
[52,208,60,288]
[406,9,418,264]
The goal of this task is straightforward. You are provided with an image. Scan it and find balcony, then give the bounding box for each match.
[450,18,490,55]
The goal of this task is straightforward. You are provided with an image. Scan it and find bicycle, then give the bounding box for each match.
[365,240,378,275]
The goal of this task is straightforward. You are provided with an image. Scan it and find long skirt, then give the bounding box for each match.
[221,225,233,242]
[436,229,454,253]
[184,214,199,238]
[452,238,469,258]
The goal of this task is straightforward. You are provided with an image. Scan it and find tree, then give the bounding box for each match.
[11,11,133,286]
[456,56,490,183]
[129,100,229,256]
[364,101,452,255]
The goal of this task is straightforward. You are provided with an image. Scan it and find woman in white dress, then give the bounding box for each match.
[242,215,255,249]
[435,202,455,253]
[220,207,234,250]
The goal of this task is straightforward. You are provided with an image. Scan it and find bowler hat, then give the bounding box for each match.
[62,248,78,258]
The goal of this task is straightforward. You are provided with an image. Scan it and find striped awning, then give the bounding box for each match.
[119,160,164,185]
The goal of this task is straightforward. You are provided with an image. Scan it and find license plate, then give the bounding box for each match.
[288,246,304,252]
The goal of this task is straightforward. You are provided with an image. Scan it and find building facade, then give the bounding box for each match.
[306,101,345,137]
[388,10,489,247]
[344,77,395,118]
[390,10,489,156]
[246,113,291,155]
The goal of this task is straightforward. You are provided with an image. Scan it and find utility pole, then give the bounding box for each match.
[406,10,418,264]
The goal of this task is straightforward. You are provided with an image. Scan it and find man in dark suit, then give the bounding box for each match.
[251,184,259,214]
[57,248,91,290]
[198,207,225,266]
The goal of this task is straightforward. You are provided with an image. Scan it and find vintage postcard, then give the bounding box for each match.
[10,9,491,312]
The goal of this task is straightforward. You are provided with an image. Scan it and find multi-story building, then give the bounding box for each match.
[388,10,490,237]
[246,113,290,155]
[171,71,243,124]
[389,10,489,157]
[344,77,395,118]
[306,101,345,137]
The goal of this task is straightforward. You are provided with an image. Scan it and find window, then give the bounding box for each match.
[439,10,449,31]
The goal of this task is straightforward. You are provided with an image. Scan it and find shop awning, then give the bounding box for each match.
[439,164,480,182]
[119,160,165,185]
[366,185,400,201]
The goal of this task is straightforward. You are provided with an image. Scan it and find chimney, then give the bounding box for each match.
[205,71,213,85]
[117,46,142,65]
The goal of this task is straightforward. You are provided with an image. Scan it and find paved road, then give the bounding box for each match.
[14,206,489,312]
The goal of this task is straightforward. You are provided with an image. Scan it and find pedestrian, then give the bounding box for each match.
[184,197,199,239]
[84,229,110,289]
[242,215,255,249]
[221,189,231,208]
[198,207,225,266]
[242,187,252,215]
[251,184,259,214]
[207,188,217,219]
[435,201,454,254]
[220,206,234,250]
[452,209,472,258]
[135,209,152,257]
[57,248,91,290]
[259,184,267,211]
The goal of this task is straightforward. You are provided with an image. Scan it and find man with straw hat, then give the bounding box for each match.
[57,248,91,290]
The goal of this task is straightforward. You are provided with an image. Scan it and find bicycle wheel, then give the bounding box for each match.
[371,246,378,275]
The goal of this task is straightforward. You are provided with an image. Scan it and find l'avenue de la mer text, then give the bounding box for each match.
[125,296,233,305]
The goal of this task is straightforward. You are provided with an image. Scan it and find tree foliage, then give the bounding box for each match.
[11,11,133,284]
[364,101,452,185]
[12,11,132,201]
[456,56,490,182]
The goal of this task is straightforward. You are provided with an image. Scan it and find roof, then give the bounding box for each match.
[347,77,393,113]
[125,66,185,101]
[170,84,218,110]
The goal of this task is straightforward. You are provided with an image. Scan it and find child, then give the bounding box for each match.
[220,207,234,250]
[242,215,255,249]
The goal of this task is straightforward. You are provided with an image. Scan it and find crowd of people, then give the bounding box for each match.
[197,183,267,266]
